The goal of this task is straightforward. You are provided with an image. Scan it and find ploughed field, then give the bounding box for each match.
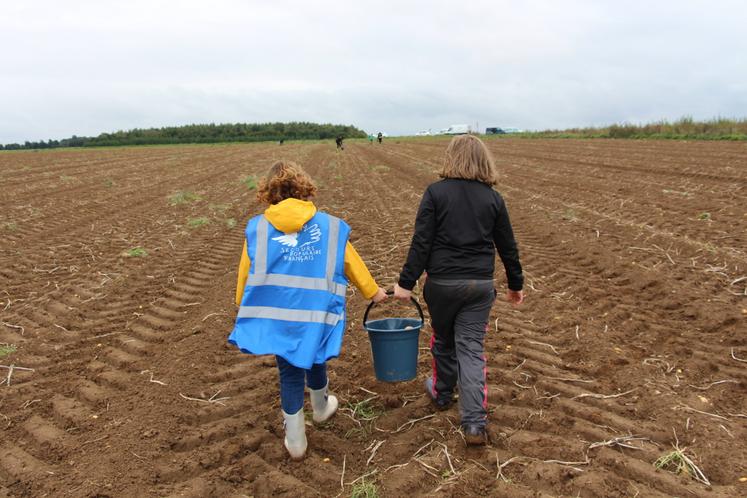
[0,138,745,497]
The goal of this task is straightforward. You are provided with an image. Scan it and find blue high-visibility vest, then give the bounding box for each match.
[228,211,351,369]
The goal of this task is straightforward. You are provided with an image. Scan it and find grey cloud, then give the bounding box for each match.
[1,0,746,143]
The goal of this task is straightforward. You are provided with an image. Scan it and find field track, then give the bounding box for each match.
[0,138,745,497]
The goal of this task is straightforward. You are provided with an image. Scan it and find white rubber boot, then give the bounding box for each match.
[282,408,307,460]
[309,383,338,424]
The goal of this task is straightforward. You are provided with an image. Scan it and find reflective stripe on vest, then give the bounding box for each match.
[247,273,347,296]
[237,306,342,326]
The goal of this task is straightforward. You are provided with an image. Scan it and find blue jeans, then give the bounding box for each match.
[276,355,328,414]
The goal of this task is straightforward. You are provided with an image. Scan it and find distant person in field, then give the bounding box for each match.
[228,161,387,460]
[335,135,344,150]
[368,134,374,144]
[377,132,383,144]
[278,138,285,145]
[394,134,524,446]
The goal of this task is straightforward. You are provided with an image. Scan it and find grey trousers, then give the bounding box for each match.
[423,278,495,427]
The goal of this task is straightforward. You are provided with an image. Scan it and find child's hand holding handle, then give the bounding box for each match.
[372,287,389,303]
[393,283,411,301]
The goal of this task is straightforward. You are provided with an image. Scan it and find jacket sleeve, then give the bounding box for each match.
[235,240,252,306]
[398,187,436,290]
[493,196,524,291]
[344,242,379,300]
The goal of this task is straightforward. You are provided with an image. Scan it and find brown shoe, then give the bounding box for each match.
[463,424,487,446]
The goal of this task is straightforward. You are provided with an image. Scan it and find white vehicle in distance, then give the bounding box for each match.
[415,130,431,136]
[444,124,472,135]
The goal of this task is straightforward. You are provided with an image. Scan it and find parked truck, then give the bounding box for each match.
[444,124,471,135]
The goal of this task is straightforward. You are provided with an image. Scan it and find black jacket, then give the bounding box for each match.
[398,178,523,291]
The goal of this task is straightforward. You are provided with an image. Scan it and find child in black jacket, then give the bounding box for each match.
[394,134,524,445]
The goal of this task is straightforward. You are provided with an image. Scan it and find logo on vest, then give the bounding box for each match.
[272,223,322,262]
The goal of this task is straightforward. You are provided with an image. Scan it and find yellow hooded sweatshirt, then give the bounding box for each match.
[235,198,379,305]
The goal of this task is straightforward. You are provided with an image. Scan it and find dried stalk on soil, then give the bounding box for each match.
[346,468,378,486]
[140,370,167,386]
[392,413,436,433]
[543,457,590,467]
[513,381,533,390]
[201,312,228,322]
[572,388,637,400]
[528,340,560,355]
[547,376,594,383]
[0,364,34,387]
[383,462,410,473]
[340,454,346,489]
[588,435,651,451]
[433,475,460,493]
[687,379,737,390]
[415,458,440,478]
[728,276,747,296]
[495,454,587,478]
[642,357,675,373]
[179,390,229,406]
[401,393,423,407]
[730,348,747,363]
[444,416,467,444]
[719,424,734,438]
[366,440,384,466]
[469,459,489,472]
[495,455,523,482]
[536,392,561,401]
[413,439,436,458]
[679,404,729,421]
[439,443,456,475]
[21,399,40,409]
[81,435,109,446]
[1,321,25,335]
[340,409,363,428]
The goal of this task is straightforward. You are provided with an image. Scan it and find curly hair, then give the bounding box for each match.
[256,160,317,205]
[440,135,498,186]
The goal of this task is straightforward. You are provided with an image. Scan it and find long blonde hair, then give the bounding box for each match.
[440,135,498,186]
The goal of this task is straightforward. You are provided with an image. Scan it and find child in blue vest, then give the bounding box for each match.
[229,160,387,460]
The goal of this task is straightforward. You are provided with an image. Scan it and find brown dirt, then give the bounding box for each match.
[0,138,745,497]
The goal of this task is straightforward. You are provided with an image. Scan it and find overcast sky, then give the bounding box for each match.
[1,0,746,143]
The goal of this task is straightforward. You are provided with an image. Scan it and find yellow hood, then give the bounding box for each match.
[264,198,317,233]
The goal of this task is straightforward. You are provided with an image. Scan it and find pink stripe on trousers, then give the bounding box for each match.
[430,332,438,398]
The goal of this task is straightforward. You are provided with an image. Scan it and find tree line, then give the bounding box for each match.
[0,122,367,150]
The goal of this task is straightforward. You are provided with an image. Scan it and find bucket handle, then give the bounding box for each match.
[363,290,424,326]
